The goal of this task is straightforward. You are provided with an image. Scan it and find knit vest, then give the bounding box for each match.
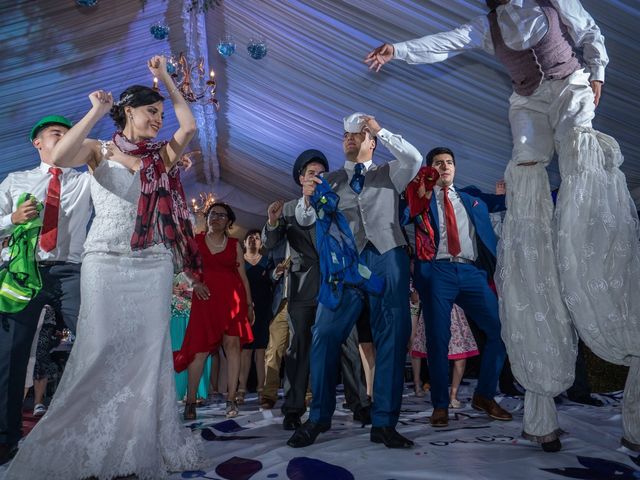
[488,0,581,96]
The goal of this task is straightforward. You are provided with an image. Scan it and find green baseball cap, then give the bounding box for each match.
[29,115,73,141]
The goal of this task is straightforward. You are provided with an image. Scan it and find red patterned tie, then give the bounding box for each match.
[40,167,62,252]
[442,186,461,257]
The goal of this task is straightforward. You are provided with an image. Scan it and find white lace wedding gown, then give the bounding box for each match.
[5,157,202,479]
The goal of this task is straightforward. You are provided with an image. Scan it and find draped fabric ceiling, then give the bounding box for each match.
[1,0,639,230]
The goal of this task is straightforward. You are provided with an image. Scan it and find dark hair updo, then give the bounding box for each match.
[109,85,164,130]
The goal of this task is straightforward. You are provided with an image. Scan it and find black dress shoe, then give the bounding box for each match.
[541,438,562,453]
[287,420,330,448]
[353,406,371,426]
[0,443,18,466]
[370,426,414,449]
[283,413,302,431]
[567,394,604,407]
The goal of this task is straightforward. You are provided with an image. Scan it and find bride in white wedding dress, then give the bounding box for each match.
[5,56,202,479]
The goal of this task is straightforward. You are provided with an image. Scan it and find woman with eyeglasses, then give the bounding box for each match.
[174,202,254,419]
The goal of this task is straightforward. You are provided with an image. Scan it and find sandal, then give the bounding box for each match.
[226,400,239,418]
[183,402,197,421]
[235,390,246,405]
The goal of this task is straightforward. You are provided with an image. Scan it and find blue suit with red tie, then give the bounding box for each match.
[411,185,507,409]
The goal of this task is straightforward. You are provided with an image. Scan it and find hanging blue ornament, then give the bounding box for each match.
[76,0,98,6]
[247,40,267,60]
[217,37,236,58]
[150,22,170,40]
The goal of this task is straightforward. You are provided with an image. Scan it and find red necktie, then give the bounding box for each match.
[442,186,461,257]
[40,167,62,252]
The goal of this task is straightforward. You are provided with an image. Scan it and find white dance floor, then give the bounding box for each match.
[164,382,640,480]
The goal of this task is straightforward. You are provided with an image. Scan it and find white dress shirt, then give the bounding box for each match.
[433,184,477,262]
[295,127,422,226]
[0,163,92,263]
[393,0,608,82]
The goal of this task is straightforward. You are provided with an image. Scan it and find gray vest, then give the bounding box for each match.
[488,0,580,96]
[325,163,406,254]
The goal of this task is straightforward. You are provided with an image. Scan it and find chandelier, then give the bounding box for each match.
[190,192,216,214]
[159,52,219,108]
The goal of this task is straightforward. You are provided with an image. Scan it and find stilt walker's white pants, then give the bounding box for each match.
[497,69,640,448]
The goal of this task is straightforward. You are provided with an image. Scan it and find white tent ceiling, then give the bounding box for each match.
[1,0,638,229]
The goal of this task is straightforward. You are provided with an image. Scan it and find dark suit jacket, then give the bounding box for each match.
[262,198,319,307]
[424,186,505,277]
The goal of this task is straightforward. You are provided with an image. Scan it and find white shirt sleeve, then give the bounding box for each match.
[550,0,608,82]
[377,128,423,193]
[295,196,317,227]
[393,15,492,64]
[0,175,15,238]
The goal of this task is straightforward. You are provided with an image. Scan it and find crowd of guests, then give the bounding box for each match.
[1,1,639,478]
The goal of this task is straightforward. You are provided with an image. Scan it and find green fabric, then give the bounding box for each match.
[170,309,211,400]
[0,193,43,313]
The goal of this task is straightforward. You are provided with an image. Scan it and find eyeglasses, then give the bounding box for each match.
[209,212,228,219]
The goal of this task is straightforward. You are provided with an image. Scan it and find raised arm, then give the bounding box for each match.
[263,199,286,249]
[361,117,422,193]
[150,56,197,171]
[364,15,489,72]
[50,90,113,169]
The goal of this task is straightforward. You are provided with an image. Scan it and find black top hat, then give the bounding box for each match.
[292,149,329,186]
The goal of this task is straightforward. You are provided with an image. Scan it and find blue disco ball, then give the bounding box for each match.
[217,40,236,58]
[247,40,267,60]
[150,22,170,40]
[76,0,98,6]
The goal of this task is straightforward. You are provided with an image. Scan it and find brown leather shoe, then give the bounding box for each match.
[471,393,512,421]
[430,407,449,427]
[260,397,276,409]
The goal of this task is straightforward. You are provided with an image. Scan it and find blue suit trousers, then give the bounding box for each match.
[309,245,410,427]
[414,261,505,409]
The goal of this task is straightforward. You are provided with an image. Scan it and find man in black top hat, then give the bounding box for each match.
[262,149,371,430]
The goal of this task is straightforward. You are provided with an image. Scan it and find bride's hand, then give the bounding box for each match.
[177,154,193,171]
[88,90,113,116]
[104,143,141,171]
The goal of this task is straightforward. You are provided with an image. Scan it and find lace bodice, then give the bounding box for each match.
[84,148,167,255]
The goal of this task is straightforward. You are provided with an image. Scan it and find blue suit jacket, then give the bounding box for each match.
[406,186,505,276]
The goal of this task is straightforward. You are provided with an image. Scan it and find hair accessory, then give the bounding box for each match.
[114,93,134,107]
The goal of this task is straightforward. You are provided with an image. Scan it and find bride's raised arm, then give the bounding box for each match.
[50,90,113,170]
[150,56,197,170]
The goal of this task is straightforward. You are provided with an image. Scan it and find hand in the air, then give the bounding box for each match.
[88,90,113,116]
[267,200,284,225]
[364,43,395,72]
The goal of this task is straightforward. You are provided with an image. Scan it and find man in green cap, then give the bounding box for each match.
[0,115,92,464]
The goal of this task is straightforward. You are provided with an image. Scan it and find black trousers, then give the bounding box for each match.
[0,263,81,445]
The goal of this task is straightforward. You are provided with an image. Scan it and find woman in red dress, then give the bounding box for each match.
[174,203,254,419]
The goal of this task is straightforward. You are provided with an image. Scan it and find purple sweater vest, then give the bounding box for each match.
[488,0,581,96]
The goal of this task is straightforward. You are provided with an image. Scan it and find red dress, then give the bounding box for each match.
[173,235,253,372]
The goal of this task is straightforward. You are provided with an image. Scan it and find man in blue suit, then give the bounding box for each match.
[406,147,512,428]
